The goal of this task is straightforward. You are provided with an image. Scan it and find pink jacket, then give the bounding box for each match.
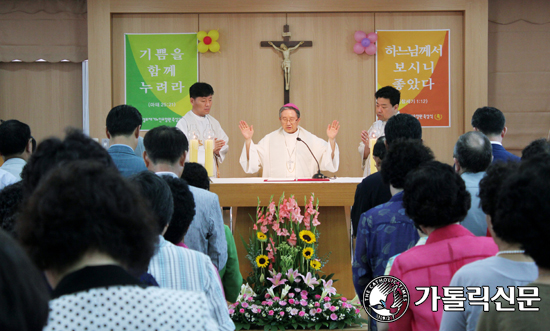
[389,224,498,331]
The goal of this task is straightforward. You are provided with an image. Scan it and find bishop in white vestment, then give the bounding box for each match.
[239,103,340,178]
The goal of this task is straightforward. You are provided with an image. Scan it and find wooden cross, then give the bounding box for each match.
[261,24,313,104]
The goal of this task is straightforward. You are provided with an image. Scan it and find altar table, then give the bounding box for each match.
[210,177,362,299]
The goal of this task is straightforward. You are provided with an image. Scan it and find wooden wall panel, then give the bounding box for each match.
[375,12,464,165]
[88,0,111,140]
[289,13,375,177]
[488,18,550,155]
[0,63,82,142]
[504,112,550,156]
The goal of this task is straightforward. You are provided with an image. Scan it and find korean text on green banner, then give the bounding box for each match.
[125,33,198,130]
[376,30,450,127]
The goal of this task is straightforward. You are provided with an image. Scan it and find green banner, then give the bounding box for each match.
[125,33,198,130]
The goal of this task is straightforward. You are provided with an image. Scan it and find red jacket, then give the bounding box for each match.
[389,224,498,331]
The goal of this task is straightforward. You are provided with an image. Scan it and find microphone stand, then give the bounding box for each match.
[297,137,327,179]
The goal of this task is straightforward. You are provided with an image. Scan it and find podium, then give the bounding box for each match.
[210,177,362,299]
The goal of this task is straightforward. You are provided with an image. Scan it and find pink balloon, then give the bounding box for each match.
[354,31,367,43]
[353,42,365,54]
[367,32,378,43]
[365,44,376,55]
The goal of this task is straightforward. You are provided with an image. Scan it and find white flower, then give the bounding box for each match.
[281,284,292,299]
[267,286,276,299]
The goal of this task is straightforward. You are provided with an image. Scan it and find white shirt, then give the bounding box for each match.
[0,168,16,190]
[440,256,538,331]
[0,158,26,181]
[358,112,399,177]
[45,286,218,331]
[240,127,339,178]
[176,111,229,176]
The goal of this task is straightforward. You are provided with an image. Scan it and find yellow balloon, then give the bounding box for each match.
[207,30,219,41]
[198,41,209,53]
[209,41,220,53]
[197,31,207,41]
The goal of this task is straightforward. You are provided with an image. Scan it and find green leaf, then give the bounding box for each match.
[329,321,338,329]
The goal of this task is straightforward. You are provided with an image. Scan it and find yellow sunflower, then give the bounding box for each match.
[257,231,267,242]
[256,255,269,268]
[299,230,316,244]
[310,259,321,270]
[302,247,314,259]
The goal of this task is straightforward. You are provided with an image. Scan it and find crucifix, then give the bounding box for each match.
[261,24,313,104]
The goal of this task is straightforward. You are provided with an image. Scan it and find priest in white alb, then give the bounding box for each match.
[239,103,340,178]
[176,82,228,177]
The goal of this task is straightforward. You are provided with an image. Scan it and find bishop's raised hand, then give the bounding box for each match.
[239,120,254,141]
[326,120,340,140]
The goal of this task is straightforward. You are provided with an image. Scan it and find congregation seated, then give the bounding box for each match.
[20,129,117,197]
[0,119,33,182]
[0,229,49,331]
[521,137,550,160]
[0,181,23,237]
[476,155,550,329]
[352,138,433,331]
[130,171,235,331]
[17,161,217,330]
[181,161,211,190]
[143,125,228,271]
[471,107,520,163]
[351,114,422,238]
[181,162,244,302]
[161,175,196,247]
[452,131,493,236]
[440,161,537,331]
[105,104,148,177]
[388,161,498,331]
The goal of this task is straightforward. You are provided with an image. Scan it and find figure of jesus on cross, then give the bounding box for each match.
[261,24,312,103]
[268,41,304,90]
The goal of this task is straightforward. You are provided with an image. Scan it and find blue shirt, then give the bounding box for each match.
[108,144,147,177]
[491,142,520,163]
[461,171,487,236]
[352,191,419,297]
[156,172,228,271]
[148,235,235,331]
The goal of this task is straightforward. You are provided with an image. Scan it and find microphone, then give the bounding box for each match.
[297,137,327,179]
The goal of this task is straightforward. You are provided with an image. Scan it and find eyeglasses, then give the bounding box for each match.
[281,117,298,124]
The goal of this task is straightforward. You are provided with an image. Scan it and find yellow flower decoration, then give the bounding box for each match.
[256,255,269,268]
[257,232,267,242]
[310,259,321,270]
[302,247,314,259]
[299,230,316,244]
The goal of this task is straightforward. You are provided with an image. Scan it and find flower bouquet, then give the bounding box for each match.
[230,193,367,330]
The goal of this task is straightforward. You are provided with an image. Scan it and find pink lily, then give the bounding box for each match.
[286,268,300,283]
[267,273,288,288]
[300,272,320,289]
[321,279,337,297]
